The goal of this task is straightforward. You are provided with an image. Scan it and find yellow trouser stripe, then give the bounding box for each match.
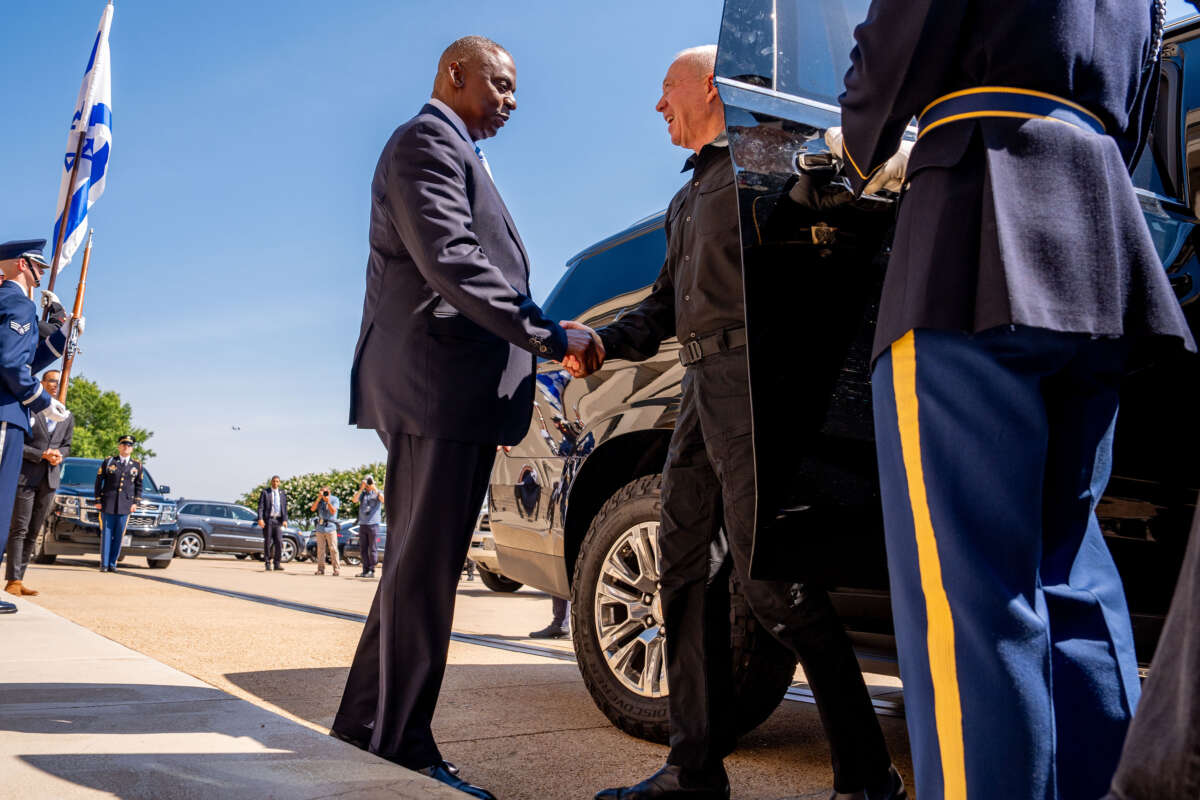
[892,331,967,799]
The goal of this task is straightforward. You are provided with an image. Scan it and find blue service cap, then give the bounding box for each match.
[0,239,49,268]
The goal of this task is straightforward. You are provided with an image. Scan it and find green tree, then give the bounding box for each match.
[237,462,386,529]
[64,376,155,462]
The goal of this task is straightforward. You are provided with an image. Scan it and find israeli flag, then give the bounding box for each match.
[51,2,114,270]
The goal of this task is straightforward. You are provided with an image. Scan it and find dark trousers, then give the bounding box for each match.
[661,349,891,793]
[263,517,284,567]
[1104,502,1200,800]
[551,595,568,627]
[333,432,494,768]
[99,512,129,569]
[0,424,25,573]
[6,480,55,581]
[873,327,1140,800]
[359,522,379,573]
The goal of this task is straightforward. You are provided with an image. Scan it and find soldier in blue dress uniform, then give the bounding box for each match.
[0,239,73,614]
[829,1,1192,798]
[93,434,143,572]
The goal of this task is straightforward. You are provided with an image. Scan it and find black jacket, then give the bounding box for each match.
[349,104,567,445]
[19,411,73,490]
[95,456,143,515]
[257,487,288,525]
[839,0,1193,359]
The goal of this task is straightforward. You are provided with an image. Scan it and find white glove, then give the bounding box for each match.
[43,398,69,422]
[864,139,914,195]
[39,290,60,311]
[823,126,845,159]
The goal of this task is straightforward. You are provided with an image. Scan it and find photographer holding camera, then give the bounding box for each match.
[309,485,341,576]
[352,475,384,579]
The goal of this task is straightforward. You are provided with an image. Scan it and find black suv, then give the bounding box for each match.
[487,3,1200,745]
[33,457,179,569]
[175,500,304,562]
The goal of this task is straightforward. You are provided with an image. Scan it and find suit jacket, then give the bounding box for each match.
[94,456,143,515]
[839,0,1194,360]
[349,104,568,446]
[19,411,73,490]
[257,487,288,525]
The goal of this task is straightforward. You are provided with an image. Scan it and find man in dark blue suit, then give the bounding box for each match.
[332,36,594,799]
[831,1,1192,798]
[0,240,72,615]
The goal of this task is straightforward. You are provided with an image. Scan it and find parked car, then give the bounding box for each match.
[305,521,352,564]
[32,457,179,569]
[486,3,1200,744]
[174,500,304,562]
[342,522,388,565]
[470,509,522,592]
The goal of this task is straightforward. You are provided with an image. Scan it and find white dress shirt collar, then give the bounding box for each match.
[428,98,472,144]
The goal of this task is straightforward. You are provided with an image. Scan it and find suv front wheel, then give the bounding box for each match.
[571,475,797,744]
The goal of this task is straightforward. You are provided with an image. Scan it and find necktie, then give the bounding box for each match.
[475,145,493,180]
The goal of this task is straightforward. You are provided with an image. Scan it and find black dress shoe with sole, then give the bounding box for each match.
[829,765,908,800]
[529,623,568,639]
[596,764,730,800]
[327,727,370,752]
[417,762,496,799]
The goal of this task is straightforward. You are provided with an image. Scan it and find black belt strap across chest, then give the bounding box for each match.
[679,326,747,367]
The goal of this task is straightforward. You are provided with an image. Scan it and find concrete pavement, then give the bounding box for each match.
[0,596,464,800]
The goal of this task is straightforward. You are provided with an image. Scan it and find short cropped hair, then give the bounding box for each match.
[439,35,509,70]
[673,44,718,79]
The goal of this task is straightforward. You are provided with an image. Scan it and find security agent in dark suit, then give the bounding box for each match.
[579,48,902,800]
[93,435,143,572]
[5,369,73,597]
[256,475,288,571]
[831,2,1193,798]
[0,240,72,615]
[333,35,594,800]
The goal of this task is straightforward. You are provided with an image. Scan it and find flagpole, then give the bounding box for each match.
[57,229,93,403]
[45,132,86,319]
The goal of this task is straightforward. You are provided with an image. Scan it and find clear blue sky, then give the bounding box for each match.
[1,0,725,501]
[2,0,1196,502]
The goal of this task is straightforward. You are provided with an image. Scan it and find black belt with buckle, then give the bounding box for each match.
[679,326,747,367]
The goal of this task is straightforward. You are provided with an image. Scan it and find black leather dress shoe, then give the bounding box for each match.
[0,599,17,614]
[327,727,369,751]
[529,623,568,639]
[417,762,496,799]
[595,764,730,799]
[829,765,908,800]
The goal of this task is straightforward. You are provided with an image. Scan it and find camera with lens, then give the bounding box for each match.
[322,490,330,497]
[366,477,374,485]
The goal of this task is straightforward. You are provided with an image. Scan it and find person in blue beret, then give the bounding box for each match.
[0,239,82,615]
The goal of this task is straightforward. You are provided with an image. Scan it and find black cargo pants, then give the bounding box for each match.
[660,347,891,793]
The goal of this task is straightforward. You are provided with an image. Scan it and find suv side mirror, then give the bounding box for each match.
[158,485,171,494]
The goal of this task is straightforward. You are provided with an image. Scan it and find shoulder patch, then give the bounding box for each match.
[8,320,30,335]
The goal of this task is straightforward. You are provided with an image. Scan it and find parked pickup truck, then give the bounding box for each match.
[33,456,179,569]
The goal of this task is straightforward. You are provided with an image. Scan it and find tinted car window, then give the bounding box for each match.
[178,503,198,515]
[206,504,232,519]
[718,0,870,105]
[230,505,257,522]
[60,461,99,486]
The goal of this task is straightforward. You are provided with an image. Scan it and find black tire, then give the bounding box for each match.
[32,520,56,564]
[175,531,204,559]
[251,552,265,561]
[147,557,171,569]
[280,538,297,563]
[235,553,248,560]
[571,474,797,745]
[478,566,523,593]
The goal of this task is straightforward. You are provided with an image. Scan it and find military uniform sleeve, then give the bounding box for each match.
[0,298,51,414]
[32,325,68,373]
[385,121,569,360]
[595,254,677,362]
[133,461,143,501]
[95,459,105,499]
[838,0,967,195]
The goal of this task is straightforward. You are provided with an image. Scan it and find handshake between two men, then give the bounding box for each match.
[558,320,606,378]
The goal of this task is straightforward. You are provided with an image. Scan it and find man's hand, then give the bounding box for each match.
[39,290,61,312]
[823,126,845,160]
[863,139,913,195]
[43,399,69,423]
[561,321,605,378]
[94,502,101,510]
[258,519,265,528]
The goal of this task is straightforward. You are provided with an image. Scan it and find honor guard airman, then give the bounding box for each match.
[0,239,73,615]
[93,435,144,572]
[829,1,1191,799]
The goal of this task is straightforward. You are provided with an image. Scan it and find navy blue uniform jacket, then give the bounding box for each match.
[0,282,68,432]
[839,0,1194,360]
[95,456,143,515]
[349,104,568,445]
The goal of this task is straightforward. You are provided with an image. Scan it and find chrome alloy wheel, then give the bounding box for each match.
[177,532,202,558]
[594,521,667,698]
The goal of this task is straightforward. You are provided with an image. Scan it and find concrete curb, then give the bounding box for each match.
[0,596,465,799]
